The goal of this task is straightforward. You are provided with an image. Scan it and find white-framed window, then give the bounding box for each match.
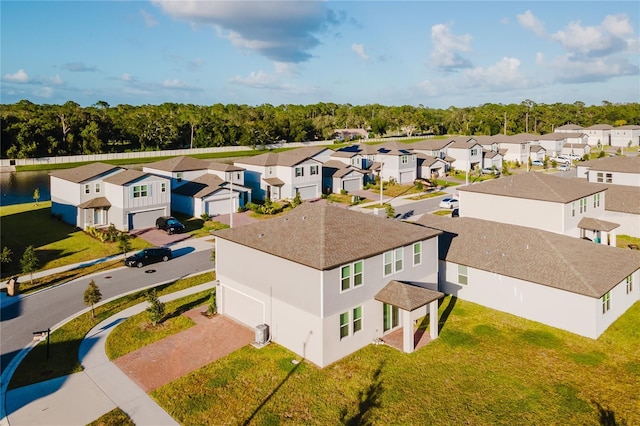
[572,202,576,217]
[580,198,587,214]
[413,242,422,266]
[341,260,363,292]
[340,312,349,339]
[351,158,359,167]
[594,193,600,208]
[161,182,166,193]
[471,148,478,156]
[384,248,404,276]
[95,183,100,193]
[353,306,362,333]
[295,167,304,177]
[310,165,319,175]
[605,173,612,183]
[177,172,183,182]
[394,247,403,273]
[132,184,148,198]
[401,155,408,164]
[236,172,241,180]
[384,251,393,276]
[602,292,611,314]
[596,172,603,183]
[626,275,633,294]
[84,184,90,194]
[458,264,468,285]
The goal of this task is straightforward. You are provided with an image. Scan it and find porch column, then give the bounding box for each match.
[429,300,439,340]
[402,309,413,353]
[609,231,616,247]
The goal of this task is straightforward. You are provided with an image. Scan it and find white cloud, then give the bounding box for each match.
[463,57,528,90]
[152,1,341,63]
[34,86,53,98]
[140,9,159,28]
[274,62,298,76]
[121,73,135,82]
[536,52,544,65]
[3,69,29,83]
[61,62,97,72]
[48,74,65,85]
[517,10,546,37]
[429,23,473,70]
[229,70,282,89]
[163,79,188,88]
[351,44,369,61]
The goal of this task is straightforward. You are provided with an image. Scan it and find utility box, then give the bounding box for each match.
[255,324,269,346]
[6,277,19,297]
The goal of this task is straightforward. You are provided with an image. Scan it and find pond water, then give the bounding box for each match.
[1,170,52,206]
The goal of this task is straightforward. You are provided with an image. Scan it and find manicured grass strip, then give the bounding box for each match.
[407,190,447,200]
[152,297,640,425]
[87,407,134,426]
[8,272,214,390]
[432,209,454,216]
[0,201,149,279]
[106,290,211,359]
[617,234,640,250]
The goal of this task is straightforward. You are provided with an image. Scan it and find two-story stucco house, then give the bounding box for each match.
[142,156,211,189]
[234,148,324,202]
[416,215,640,340]
[533,133,588,158]
[554,123,583,133]
[583,124,613,146]
[576,156,640,187]
[610,125,640,148]
[375,142,417,184]
[50,163,171,231]
[477,134,531,165]
[214,203,443,368]
[457,172,618,245]
[445,138,483,172]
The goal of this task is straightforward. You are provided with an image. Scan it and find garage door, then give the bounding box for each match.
[296,185,317,200]
[207,198,234,216]
[128,208,165,230]
[342,178,361,192]
[223,286,265,328]
[399,171,414,184]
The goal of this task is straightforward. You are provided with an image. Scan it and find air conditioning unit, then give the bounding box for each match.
[255,324,269,346]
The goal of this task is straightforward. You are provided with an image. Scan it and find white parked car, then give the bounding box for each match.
[439,197,460,209]
[558,164,570,172]
[554,156,572,164]
[531,160,544,167]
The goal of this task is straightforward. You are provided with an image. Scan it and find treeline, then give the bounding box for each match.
[1,99,638,159]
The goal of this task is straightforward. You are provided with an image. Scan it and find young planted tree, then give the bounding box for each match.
[1,246,12,265]
[83,280,102,318]
[20,245,39,286]
[118,233,132,257]
[207,291,217,317]
[146,289,165,326]
[33,188,40,205]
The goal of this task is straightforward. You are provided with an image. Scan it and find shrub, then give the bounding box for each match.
[340,189,348,195]
[146,289,165,326]
[200,213,211,221]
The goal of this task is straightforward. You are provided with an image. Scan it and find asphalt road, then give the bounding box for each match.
[0,248,213,374]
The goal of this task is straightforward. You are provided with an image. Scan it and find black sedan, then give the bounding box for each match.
[125,247,172,268]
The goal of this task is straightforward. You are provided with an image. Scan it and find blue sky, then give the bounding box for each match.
[1,1,638,108]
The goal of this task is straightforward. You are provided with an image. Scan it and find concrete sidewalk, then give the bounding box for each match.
[2,282,217,426]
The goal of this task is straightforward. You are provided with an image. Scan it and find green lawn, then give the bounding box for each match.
[617,234,640,250]
[0,201,150,279]
[149,297,640,425]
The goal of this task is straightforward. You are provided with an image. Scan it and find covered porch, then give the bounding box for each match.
[578,217,619,246]
[375,280,444,354]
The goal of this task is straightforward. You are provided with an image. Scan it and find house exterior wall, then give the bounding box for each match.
[603,211,640,238]
[142,168,207,189]
[377,154,417,183]
[236,164,267,201]
[535,139,564,157]
[610,128,640,147]
[439,261,639,339]
[50,176,81,226]
[499,142,529,163]
[104,176,170,231]
[448,146,482,171]
[587,170,640,187]
[584,129,611,146]
[172,193,195,216]
[202,189,239,217]
[282,160,322,199]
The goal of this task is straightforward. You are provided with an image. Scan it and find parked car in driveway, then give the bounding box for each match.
[558,164,570,172]
[125,247,172,268]
[554,156,572,164]
[481,167,500,175]
[439,197,459,209]
[156,216,186,235]
[531,160,544,167]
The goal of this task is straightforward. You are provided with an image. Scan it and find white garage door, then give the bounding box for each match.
[342,178,361,192]
[223,286,264,328]
[129,208,165,230]
[296,185,317,200]
[399,171,414,184]
[207,198,234,216]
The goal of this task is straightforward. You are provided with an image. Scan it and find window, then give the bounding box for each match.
[236,172,241,180]
[458,264,468,285]
[84,184,90,194]
[384,249,403,276]
[594,193,600,208]
[580,198,587,214]
[341,261,363,291]
[351,158,359,167]
[602,292,611,314]
[132,185,148,198]
[383,303,399,332]
[626,275,633,294]
[572,202,576,217]
[161,182,166,193]
[471,148,478,156]
[176,172,183,182]
[340,312,349,339]
[95,183,100,193]
[401,155,408,164]
[596,172,603,183]
[353,307,362,333]
[295,167,304,177]
[310,165,319,175]
[413,242,422,266]
[605,173,612,183]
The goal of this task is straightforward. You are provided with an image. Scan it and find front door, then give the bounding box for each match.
[383,303,399,332]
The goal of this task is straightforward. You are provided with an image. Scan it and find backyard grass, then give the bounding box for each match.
[617,234,640,250]
[407,190,447,201]
[0,201,150,279]
[87,408,134,426]
[106,289,212,359]
[8,271,214,390]
[150,297,640,425]
[170,212,230,237]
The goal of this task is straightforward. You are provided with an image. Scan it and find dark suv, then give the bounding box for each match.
[125,247,172,268]
[155,216,185,235]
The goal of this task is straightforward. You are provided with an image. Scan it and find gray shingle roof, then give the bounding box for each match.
[103,169,148,185]
[375,281,444,311]
[144,156,210,172]
[173,174,226,198]
[415,215,640,298]
[77,197,111,209]
[208,162,245,172]
[577,217,620,232]
[407,139,454,151]
[215,202,441,270]
[50,163,121,183]
[581,156,640,174]
[588,183,640,214]
[458,171,604,203]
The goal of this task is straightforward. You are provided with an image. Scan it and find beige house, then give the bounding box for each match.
[214,203,443,368]
[610,125,640,147]
[583,124,613,146]
[417,215,640,339]
[576,156,640,187]
[457,172,618,245]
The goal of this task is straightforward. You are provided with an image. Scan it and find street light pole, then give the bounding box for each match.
[229,175,234,228]
[379,162,384,205]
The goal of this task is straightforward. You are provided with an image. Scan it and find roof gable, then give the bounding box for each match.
[144,156,210,172]
[50,162,122,183]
